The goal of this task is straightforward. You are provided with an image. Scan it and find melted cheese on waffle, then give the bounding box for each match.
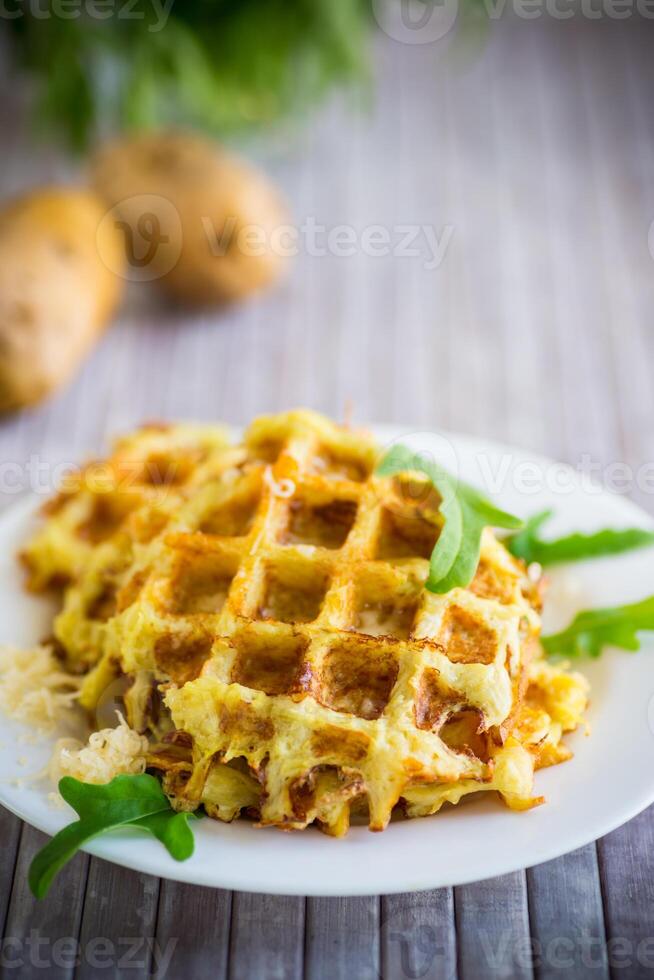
[23,409,589,835]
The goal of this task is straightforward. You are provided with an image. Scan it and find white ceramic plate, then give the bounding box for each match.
[1,428,654,897]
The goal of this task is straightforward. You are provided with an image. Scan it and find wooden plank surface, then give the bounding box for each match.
[154,884,231,980]
[2,827,88,980]
[381,889,456,980]
[455,873,533,980]
[229,894,304,980]
[0,812,22,942]
[76,861,160,980]
[527,847,609,980]
[305,897,380,980]
[153,881,232,980]
[597,814,654,980]
[1,13,654,980]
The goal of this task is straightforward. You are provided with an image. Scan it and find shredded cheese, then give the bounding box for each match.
[0,645,149,798]
[0,644,81,732]
[49,712,148,786]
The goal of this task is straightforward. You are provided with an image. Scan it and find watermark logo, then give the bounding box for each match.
[374,430,461,517]
[97,194,182,282]
[382,904,455,979]
[94,676,133,730]
[372,0,459,43]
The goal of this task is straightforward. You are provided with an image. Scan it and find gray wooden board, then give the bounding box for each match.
[597,813,654,980]
[1,826,88,980]
[1,12,654,980]
[455,872,533,980]
[0,812,22,944]
[305,897,380,980]
[526,846,609,980]
[75,860,160,979]
[229,893,304,980]
[154,883,231,980]
[381,889,457,980]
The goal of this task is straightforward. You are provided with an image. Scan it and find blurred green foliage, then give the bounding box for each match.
[8,0,373,150]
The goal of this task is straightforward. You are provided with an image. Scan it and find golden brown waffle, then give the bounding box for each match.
[22,422,231,591]
[28,410,588,835]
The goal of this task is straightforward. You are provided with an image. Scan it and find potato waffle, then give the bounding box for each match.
[22,422,231,591]
[25,410,589,835]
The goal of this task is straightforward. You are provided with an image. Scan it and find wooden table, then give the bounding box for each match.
[1,14,654,978]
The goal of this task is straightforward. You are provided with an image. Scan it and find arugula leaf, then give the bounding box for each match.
[376,444,523,593]
[506,509,654,566]
[542,595,654,659]
[29,774,197,899]
[135,811,197,862]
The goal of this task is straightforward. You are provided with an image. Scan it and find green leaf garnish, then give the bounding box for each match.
[506,509,654,566]
[29,774,197,899]
[376,444,523,593]
[542,595,654,659]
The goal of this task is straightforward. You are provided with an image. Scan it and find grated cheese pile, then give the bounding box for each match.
[49,713,148,786]
[0,644,81,732]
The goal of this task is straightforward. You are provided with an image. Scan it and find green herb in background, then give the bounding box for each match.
[376,444,523,593]
[506,509,654,567]
[542,595,654,659]
[7,0,374,151]
[29,774,199,899]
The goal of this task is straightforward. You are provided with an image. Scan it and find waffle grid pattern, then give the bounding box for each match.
[21,423,231,591]
[26,410,580,835]
[141,412,540,832]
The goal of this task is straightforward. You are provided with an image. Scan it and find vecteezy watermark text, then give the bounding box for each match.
[0,932,177,974]
[383,907,654,978]
[2,449,654,502]
[96,196,456,281]
[2,0,654,36]
[202,216,454,271]
[371,0,654,48]
[0,0,173,30]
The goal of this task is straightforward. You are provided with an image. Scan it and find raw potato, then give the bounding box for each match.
[91,131,289,305]
[0,188,125,413]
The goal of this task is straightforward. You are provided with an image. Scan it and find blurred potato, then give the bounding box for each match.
[0,187,125,413]
[90,131,290,305]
